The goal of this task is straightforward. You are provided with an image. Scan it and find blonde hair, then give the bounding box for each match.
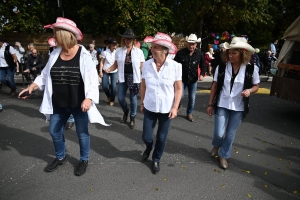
[54,28,77,50]
[222,49,252,65]
[120,37,137,48]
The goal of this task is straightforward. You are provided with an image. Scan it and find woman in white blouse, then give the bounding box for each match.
[207,37,260,169]
[105,28,145,129]
[140,32,182,174]
[99,38,118,106]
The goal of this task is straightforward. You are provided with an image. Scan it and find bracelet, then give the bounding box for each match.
[248,89,252,94]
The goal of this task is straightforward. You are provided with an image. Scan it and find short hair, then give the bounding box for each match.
[53,28,77,50]
[108,43,118,49]
[89,44,95,47]
[221,49,252,65]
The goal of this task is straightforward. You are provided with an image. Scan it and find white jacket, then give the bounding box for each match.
[34,45,109,126]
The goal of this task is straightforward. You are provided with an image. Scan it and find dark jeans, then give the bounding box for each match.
[142,108,172,162]
[0,67,16,89]
[22,69,38,82]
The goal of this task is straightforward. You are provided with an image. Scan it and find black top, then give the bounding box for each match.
[124,50,133,74]
[50,47,85,108]
[26,54,43,70]
[174,48,207,84]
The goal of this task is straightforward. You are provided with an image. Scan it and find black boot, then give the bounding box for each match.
[122,110,129,123]
[130,116,135,129]
[9,88,17,98]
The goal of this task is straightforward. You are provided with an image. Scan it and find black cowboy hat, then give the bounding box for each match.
[104,38,112,44]
[118,28,138,38]
[107,38,118,45]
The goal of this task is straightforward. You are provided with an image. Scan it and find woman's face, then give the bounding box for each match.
[228,49,241,65]
[109,44,117,52]
[151,43,166,60]
[124,38,133,48]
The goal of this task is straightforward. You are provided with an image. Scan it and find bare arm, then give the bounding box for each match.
[169,80,182,119]
[207,81,217,116]
[241,84,259,97]
[105,60,118,73]
[140,78,146,114]
[99,57,105,77]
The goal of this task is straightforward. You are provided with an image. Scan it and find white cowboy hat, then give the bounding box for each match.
[186,34,201,43]
[224,37,255,53]
[44,17,83,41]
[144,32,177,54]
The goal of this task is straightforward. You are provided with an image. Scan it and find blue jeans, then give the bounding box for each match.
[142,109,172,162]
[0,67,16,89]
[118,81,138,117]
[181,82,197,115]
[102,72,117,102]
[49,106,90,161]
[67,114,75,123]
[212,107,243,159]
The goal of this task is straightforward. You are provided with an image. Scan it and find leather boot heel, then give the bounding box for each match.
[122,110,129,123]
[130,116,135,129]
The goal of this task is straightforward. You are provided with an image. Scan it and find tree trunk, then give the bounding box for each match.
[197,15,204,38]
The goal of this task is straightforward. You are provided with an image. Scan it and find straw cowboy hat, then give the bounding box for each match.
[143,32,177,54]
[224,37,255,53]
[119,28,139,39]
[44,17,83,41]
[47,38,56,47]
[186,34,201,43]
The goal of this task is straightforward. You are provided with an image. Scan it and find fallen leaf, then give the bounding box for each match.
[181,165,185,169]
[89,188,92,191]
[163,178,167,181]
[214,169,221,173]
[242,170,251,174]
[222,185,225,188]
[288,161,292,164]
[264,172,268,175]
[294,191,298,194]
[284,172,289,176]
[278,158,282,162]
[155,188,159,191]
[247,193,252,198]
[264,184,268,189]
[248,154,251,157]
[235,150,239,154]
[261,162,264,164]
[258,150,261,153]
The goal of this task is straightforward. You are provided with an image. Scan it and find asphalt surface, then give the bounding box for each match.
[0,76,299,200]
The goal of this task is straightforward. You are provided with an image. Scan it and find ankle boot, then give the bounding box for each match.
[130,116,135,129]
[122,110,129,123]
[9,88,17,98]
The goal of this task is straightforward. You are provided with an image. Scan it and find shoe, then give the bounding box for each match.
[46,156,67,172]
[219,157,228,169]
[142,148,151,161]
[187,114,194,122]
[65,122,75,130]
[152,161,160,174]
[211,146,219,157]
[76,160,88,176]
[9,88,17,98]
[122,110,129,123]
[106,97,110,103]
[15,72,20,75]
[129,116,135,129]
[109,102,114,106]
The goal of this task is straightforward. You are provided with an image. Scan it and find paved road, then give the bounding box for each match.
[0,77,299,200]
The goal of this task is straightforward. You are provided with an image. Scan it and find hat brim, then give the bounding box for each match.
[224,42,255,53]
[44,23,83,41]
[146,38,177,54]
[118,34,138,39]
[187,39,201,43]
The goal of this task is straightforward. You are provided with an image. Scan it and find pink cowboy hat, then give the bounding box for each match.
[44,17,83,41]
[144,32,177,54]
[47,38,56,47]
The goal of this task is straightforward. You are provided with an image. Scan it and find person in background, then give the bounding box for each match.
[105,28,145,129]
[19,17,109,176]
[141,39,152,60]
[211,43,228,77]
[89,44,99,68]
[14,42,25,75]
[22,48,43,84]
[207,37,260,169]
[48,38,57,55]
[140,32,182,174]
[99,38,118,106]
[174,33,206,122]
[205,48,214,76]
[250,48,261,74]
[0,37,18,97]
[24,43,35,62]
[268,39,278,57]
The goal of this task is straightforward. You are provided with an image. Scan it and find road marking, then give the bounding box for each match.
[197,88,271,94]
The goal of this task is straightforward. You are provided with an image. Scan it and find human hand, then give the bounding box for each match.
[81,98,92,112]
[207,106,213,116]
[241,89,251,97]
[140,105,144,114]
[99,71,103,78]
[19,87,34,99]
[198,75,204,81]
[168,108,178,119]
[32,67,36,71]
